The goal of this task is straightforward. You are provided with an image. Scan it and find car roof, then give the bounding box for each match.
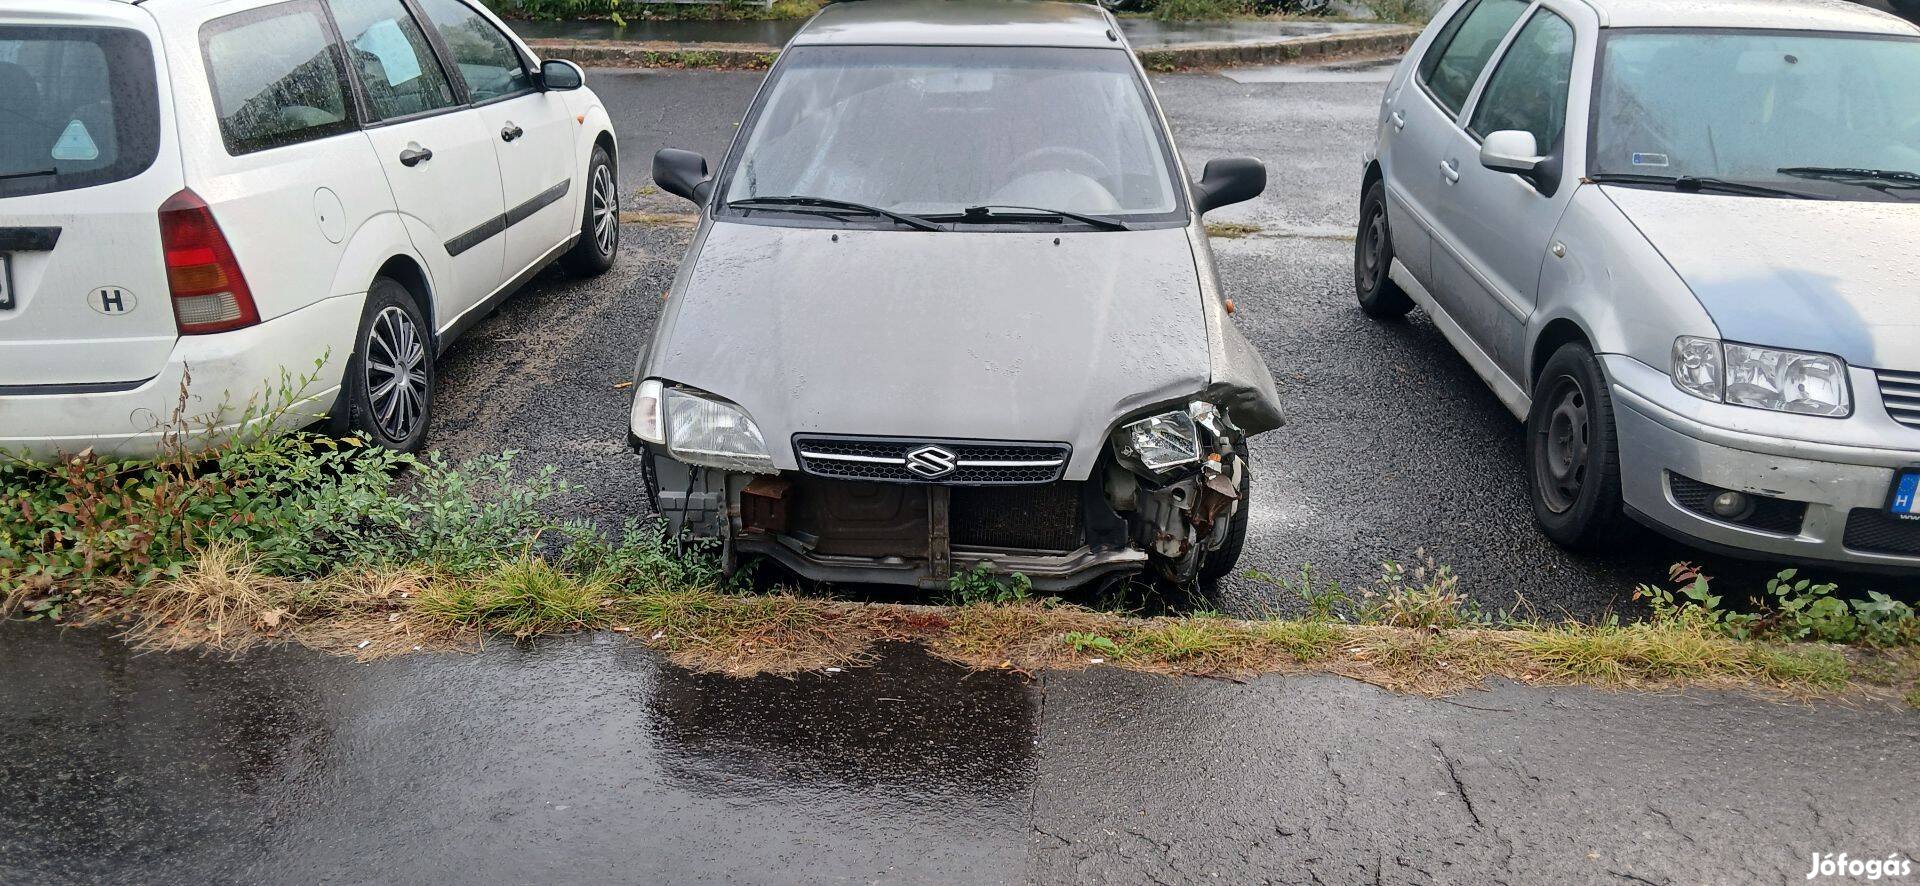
[790,0,1123,48]
[1591,0,1918,35]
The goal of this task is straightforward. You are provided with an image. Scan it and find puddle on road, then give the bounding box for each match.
[0,623,1038,884]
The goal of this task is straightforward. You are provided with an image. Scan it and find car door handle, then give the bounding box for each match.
[501,123,524,143]
[1440,159,1460,184]
[1391,110,1407,131]
[399,144,434,167]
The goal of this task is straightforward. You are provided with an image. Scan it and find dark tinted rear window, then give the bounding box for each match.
[0,26,161,199]
[203,0,357,155]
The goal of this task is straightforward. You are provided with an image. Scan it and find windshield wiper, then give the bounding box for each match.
[727,195,939,232]
[0,168,58,183]
[1777,166,1920,191]
[1587,172,1822,200]
[934,204,1134,232]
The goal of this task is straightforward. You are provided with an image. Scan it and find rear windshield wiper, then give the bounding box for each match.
[727,195,940,232]
[933,204,1135,232]
[1587,172,1822,200]
[0,168,58,183]
[1777,166,1920,192]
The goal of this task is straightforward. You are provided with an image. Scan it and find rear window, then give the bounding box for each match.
[203,0,357,155]
[0,26,161,199]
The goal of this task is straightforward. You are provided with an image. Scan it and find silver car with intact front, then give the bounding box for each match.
[627,0,1281,590]
[1359,0,1920,570]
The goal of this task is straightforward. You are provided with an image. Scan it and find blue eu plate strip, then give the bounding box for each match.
[1896,473,1920,515]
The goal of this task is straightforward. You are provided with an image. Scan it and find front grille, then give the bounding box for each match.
[1843,509,1920,557]
[1669,473,1808,535]
[794,435,1070,485]
[950,484,1085,552]
[1878,370,1920,430]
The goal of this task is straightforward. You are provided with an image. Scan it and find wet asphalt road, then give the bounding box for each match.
[5,621,1917,885]
[425,61,1920,619]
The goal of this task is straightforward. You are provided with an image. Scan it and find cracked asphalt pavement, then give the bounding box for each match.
[426,61,1915,619]
[5,623,1916,885]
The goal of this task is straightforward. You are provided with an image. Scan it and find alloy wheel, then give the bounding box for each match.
[1535,375,1590,514]
[591,164,618,256]
[365,305,428,442]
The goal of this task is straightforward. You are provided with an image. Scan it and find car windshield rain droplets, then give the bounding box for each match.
[1594,31,1920,200]
[720,45,1182,224]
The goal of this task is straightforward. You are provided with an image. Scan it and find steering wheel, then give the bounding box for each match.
[1007,146,1112,184]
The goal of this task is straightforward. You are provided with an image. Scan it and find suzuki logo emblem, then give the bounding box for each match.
[904,445,958,480]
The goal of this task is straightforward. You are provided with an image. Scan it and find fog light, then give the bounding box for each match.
[1710,491,1753,520]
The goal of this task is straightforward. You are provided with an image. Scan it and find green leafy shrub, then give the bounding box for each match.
[944,561,1034,605]
[1636,563,1919,648]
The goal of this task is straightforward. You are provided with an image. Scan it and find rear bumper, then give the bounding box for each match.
[0,294,362,460]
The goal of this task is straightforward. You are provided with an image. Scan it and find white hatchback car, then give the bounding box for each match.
[0,0,618,457]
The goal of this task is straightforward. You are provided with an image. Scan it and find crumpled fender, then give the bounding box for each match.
[1188,224,1285,434]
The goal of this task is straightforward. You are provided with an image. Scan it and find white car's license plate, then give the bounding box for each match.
[0,254,12,310]
[1891,469,1920,521]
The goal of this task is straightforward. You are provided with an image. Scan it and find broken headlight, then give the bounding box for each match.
[1115,409,1202,472]
[661,387,776,473]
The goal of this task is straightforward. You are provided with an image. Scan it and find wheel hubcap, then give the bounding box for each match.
[1535,376,1590,513]
[366,306,428,442]
[591,164,618,256]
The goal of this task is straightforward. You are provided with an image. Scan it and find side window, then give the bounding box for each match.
[1470,10,1576,151]
[327,0,457,122]
[412,0,532,103]
[1418,0,1530,117]
[202,0,355,155]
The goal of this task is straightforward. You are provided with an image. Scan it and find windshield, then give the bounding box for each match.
[1593,30,1920,199]
[0,26,160,199]
[720,45,1181,221]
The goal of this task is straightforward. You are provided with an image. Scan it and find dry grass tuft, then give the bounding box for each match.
[623,590,891,676]
[104,544,306,654]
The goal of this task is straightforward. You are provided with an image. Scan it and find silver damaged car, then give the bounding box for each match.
[1360,0,1920,570]
[627,0,1282,590]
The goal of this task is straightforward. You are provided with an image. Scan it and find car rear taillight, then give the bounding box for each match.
[159,189,258,335]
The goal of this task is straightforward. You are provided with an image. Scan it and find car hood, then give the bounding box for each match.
[1605,186,1920,371]
[646,221,1214,477]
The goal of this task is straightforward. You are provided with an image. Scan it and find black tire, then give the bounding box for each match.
[561,145,619,277]
[1355,179,1414,320]
[343,278,434,453]
[1199,444,1252,584]
[1527,343,1636,550]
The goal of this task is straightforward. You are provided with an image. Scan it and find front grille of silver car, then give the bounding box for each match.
[793,435,1070,485]
[1879,370,1920,430]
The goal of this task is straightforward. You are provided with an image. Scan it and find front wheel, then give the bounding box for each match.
[561,145,619,277]
[1527,343,1636,550]
[343,278,434,452]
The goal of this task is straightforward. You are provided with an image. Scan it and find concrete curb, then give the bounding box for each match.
[527,25,1421,72]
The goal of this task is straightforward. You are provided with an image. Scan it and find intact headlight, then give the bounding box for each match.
[659,387,776,473]
[1670,337,1851,417]
[1116,409,1202,471]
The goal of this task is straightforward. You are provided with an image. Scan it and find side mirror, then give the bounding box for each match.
[539,59,585,91]
[1191,157,1266,215]
[1480,130,1543,175]
[653,148,712,205]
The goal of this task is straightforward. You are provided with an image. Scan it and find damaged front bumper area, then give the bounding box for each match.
[634,403,1254,590]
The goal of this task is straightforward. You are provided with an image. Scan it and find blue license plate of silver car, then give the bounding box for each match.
[1891,470,1920,520]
